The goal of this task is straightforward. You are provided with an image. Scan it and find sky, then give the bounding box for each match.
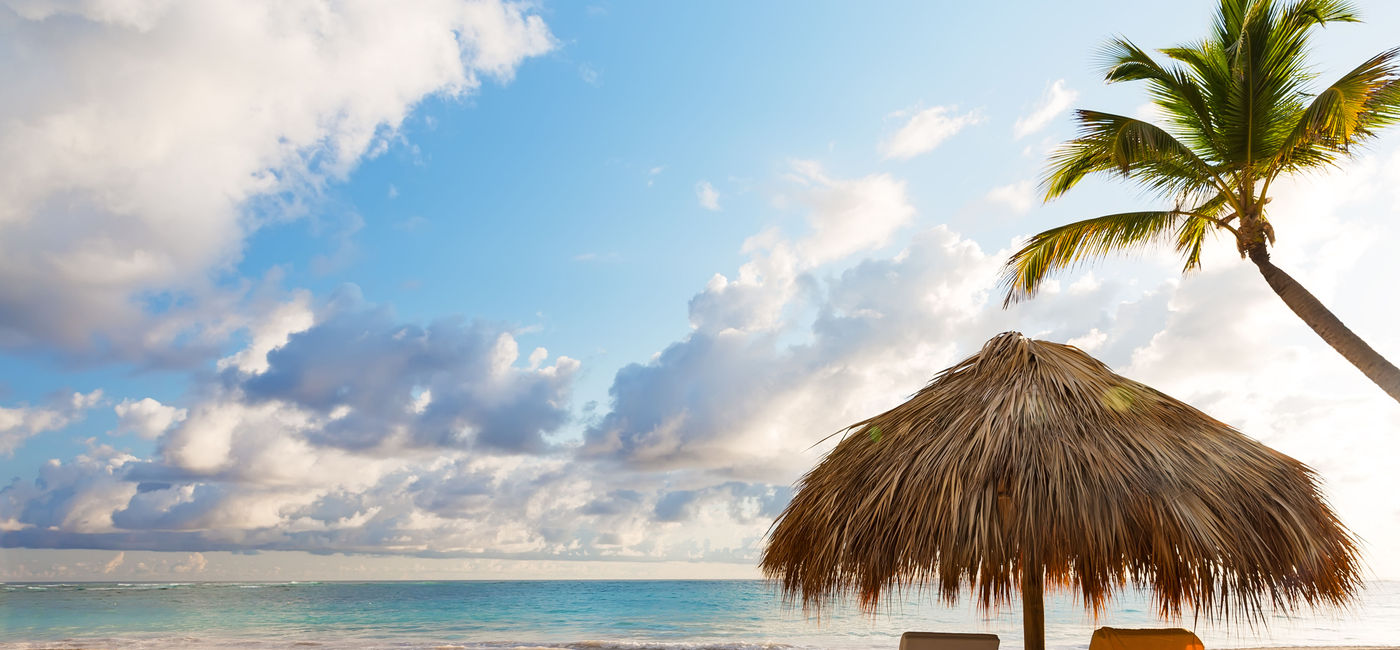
[2,0,1399,584]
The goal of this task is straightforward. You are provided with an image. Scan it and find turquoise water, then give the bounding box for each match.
[0,580,1396,649]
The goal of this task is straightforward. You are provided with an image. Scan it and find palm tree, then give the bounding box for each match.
[1001,0,1400,403]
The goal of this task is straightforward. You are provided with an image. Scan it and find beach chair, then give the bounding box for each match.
[898,631,999,650]
[1088,627,1204,650]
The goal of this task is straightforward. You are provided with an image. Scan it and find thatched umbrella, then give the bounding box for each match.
[761,332,1361,650]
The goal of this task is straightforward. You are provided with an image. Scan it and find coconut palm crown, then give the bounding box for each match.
[761,332,1360,650]
[1000,0,1400,402]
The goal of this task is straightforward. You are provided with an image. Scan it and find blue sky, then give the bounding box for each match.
[2,0,1400,583]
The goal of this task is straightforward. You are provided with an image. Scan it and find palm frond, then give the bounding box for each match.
[1042,111,1221,201]
[1176,192,1232,273]
[1270,47,1400,177]
[1101,38,1220,154]
[1214,0,1254,45]
[1002,211,1187,305]
[1182,0,1335,166]
[1176,217,1214,273]
[1279,0,1359,31]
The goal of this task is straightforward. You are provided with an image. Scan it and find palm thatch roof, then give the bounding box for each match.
[761,332,1360,628]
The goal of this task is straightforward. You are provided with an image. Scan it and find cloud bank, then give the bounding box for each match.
[15,150,1396,573]
[5,146,1399,574]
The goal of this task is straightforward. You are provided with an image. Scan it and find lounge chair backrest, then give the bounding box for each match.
[1088,627,1205,650]
[898,631,1000,650]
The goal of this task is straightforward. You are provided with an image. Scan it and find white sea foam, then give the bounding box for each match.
[0,641,807,650]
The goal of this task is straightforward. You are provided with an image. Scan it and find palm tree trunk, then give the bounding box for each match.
[1247,245,1400,403]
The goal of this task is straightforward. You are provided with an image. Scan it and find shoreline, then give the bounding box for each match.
[4,644,1399,650]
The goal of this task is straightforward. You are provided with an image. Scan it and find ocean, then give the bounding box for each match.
[0,580,1396,649]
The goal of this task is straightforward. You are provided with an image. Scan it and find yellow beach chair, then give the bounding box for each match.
[1088,627,1204,650]
[898,631,999,650]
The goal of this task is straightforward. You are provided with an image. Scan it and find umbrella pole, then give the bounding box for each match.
[1021,561,1045,650]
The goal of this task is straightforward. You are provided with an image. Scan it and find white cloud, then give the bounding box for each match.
[0,288,605,557]
[0,441,138,533]
[172,552,207,574]
[113,398,188,440]
[591,226,1003,477]
[696,180,721,211]
[1133,102,1169,124]
[985,179,1036,214]
[687,162,915,336]
[1066,328,1108,353]
[218,292,580,455]
[0,390,103,454]
[879,105,983,160]
[217,291,315,374]
[102,552,125,574]
[589,158,1121,486]
[784,160,915,265]
[579,63,600,86]
[1014,79,1078,139]
[0,0,554,360]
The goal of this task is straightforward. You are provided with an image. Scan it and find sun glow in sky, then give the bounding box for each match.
[2,0,1399,582]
